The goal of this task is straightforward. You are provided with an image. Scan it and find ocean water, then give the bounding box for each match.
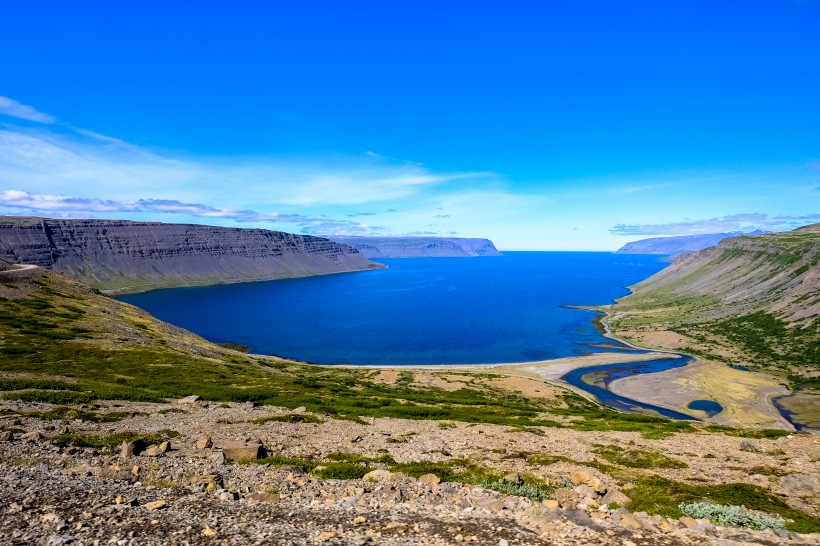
[118,252,668,365]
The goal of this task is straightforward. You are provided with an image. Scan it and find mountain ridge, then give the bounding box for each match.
[0,217,383,294]
[616,230,766,256]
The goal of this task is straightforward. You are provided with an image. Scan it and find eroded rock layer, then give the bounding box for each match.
[0,217,382,293]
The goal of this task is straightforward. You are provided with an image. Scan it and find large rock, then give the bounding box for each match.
[0,217,383,293]
[120,439,148,457]
[222,440,266,461]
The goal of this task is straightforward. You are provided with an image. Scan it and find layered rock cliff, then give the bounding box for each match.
[0,217,383,293]
[329,236,502,258]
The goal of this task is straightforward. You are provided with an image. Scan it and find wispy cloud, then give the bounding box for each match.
[610,213,820,236]
[0,190,381,234]
[0,96,56,123]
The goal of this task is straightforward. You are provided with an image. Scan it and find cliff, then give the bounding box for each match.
[607,225,820,380]
[329,236,502,258]
[615,231,766,256]
[0,217,383,293]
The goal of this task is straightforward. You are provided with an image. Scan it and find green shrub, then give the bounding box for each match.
[313,462,371,480]
[679,501,785,530]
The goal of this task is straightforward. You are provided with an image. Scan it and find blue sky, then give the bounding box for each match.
[1,1,818,250]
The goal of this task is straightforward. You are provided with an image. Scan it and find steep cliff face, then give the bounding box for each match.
[0,217,383,293]
[608,225,820,379]
[329,236,502,258]
[615,231,765,256]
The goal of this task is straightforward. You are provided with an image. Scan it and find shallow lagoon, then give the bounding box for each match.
[119,252,668,365]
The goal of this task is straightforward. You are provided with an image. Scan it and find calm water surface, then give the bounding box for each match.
[119,252,668,365]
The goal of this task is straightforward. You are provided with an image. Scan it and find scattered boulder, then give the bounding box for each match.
[541,499,560,510]
[552,487,579,509]
[779,473,820,496]
[362,469,401,482]
[292,406,307,414]
[222,440,266,461]
[190,473,223,490]
[195,435,213,449]
[739,440,760,453]
[21,431,44,442]
[601,489,630,507]
[619,515,642,530]
[501,472,521,484]
[0,431,14,441]
[175,395,201,406]
[570,471,592,485]
[418,473,441,485]
[245,491,279,503]
[120,439,147,458]
[143,500,167,511]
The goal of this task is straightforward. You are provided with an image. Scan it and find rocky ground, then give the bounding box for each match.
[1,398,819,546]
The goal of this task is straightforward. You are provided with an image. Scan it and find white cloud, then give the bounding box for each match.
[609,213,820,236]
[0,96,56,123]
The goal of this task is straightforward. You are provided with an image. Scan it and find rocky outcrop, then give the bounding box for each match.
[329,236,502,258]
[0,217,383,293]
[616,230,766,256]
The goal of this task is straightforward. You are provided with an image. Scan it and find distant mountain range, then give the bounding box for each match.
[616,230,767,256]
[328,236,502,258]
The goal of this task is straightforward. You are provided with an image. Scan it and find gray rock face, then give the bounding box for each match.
[0,217,383,293]
[616,230,766,256]
[329,236,502,258]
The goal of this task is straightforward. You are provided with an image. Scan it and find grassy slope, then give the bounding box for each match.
[607,226,820,387]
[0,270,701,436]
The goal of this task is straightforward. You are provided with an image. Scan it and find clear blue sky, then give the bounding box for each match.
[1,1,818,249]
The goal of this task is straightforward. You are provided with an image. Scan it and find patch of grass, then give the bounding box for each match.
[0,378,82,391]
[313,462,371,480]
[2,390,94,405]
[0,405,137,422]
[480,478,556,501]
[250,413,324,425]
[387,458,499,485]
[702,425,793,439]
[216,343,250,353]
[325,451,396,465]
[747,466,792,477]
[592,444,688,469]
[54,429,178,451]
[627,475,820,533]
[386,432,416,444]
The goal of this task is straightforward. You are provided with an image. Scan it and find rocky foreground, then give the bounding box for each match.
[2,398,818,546]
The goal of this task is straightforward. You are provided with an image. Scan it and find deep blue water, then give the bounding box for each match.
[119,252,668,365]
[687,399,724,417]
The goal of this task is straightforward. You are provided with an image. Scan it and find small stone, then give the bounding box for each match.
[501,472,521,484]
[351,435,364,443]
[175,395,201,405]
[41,513,62,524]
[619,515,642,530]
[353,516,367,525]
[363,469,400,482]
[142,445,164,457]
[0,431,13,441]
[245,492,279,503]
[202,526,217,536]
[385,521,406,529]
[158,441,170,453]
[222,440,266,461]
[541,499,559,510]
[21,431,44,442]
[120,440,147,458]
[292,406,307,413]
[418,473,441,485]
[218,491,238,501]
[195,436,213,449]
[570,471,592,485]
[498,540,509,546]
[318,531,337,540]
[143,500,166,511]
[590,511,608,520]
